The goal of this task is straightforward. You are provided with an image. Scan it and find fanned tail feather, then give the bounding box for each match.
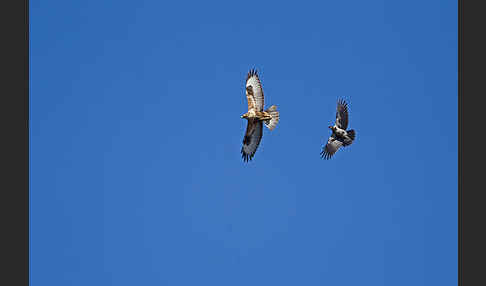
[347,129,356,141]
[264,105,279,130]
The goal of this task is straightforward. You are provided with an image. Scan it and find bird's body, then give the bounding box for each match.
[329,125,354,145]
[321,99,356,159]
[331,126,347,138]
[241,69,280,162]
[242,109,272,121]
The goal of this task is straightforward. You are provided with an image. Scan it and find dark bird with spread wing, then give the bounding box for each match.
[321,99,356,160]
[241,69,280,162]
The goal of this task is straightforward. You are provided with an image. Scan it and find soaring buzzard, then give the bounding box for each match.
[321,99,356,159]
[241,69,280,162]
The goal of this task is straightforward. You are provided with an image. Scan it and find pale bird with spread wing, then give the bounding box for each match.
[241,69,280,162]
[321,99,356,160]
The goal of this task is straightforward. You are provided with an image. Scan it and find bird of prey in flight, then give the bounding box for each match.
[321,99,356,159]
[241,69,280,162]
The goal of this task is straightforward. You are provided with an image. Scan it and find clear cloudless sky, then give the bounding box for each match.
[30,1,457,285]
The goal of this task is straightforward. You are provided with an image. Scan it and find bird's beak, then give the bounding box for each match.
[241,115,244,118]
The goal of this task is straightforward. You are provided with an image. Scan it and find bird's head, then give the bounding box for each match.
[328,125,334,130]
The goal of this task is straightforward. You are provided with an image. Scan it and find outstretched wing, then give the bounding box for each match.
[335,99,349,130]
[321,134,343,160]
[241,119,263,162]
[246,69,264,111]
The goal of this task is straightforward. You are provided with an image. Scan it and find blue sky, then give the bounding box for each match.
[30,1,457,285]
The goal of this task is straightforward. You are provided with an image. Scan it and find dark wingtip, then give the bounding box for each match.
[320,149,330,160]
[337,98,348,107]
[241,149,253,163]
[247,68,258,81]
